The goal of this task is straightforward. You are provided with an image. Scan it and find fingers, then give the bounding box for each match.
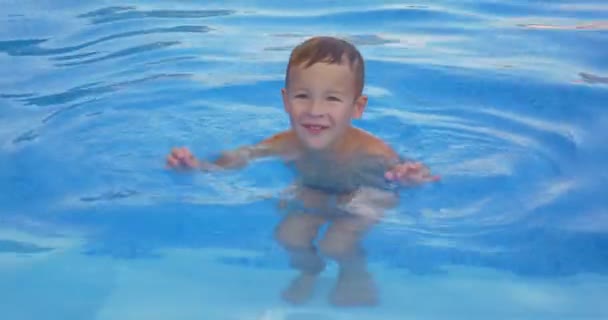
[386,162,424,179]
[171,147,191,160]
[166,155,179,168]
[385,162,440,185]
[166,146,198,170]
[384,171,396,180]
[183,154,199,168]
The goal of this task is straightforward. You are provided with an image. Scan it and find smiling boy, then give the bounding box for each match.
[166,36,439,306]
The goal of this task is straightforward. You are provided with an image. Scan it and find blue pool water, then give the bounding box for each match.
[1,1,607,319]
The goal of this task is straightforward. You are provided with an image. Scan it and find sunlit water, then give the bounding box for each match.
[1,1,607,319]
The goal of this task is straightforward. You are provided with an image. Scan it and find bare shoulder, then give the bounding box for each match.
[259,130,296,148]
[256,130,298,157]
[350,127,399,161]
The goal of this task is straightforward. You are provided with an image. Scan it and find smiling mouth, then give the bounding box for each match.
[302,124,329,134]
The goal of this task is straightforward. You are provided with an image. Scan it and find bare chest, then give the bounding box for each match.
[290,154,391,193]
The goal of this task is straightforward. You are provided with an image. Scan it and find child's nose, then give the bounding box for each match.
[308,100,324,116]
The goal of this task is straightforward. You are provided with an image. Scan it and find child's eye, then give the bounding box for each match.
[294,94,309,99]
[327,96,342,102]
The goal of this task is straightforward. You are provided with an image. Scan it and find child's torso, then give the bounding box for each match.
[289,152,395,194]
[272,127,398,194]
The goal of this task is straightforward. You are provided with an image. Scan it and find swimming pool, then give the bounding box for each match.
[1,0,607,319]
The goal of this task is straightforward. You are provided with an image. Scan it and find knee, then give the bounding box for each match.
[274,222,312,250]
[319,235,358,261]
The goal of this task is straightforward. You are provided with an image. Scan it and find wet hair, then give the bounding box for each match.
[285,36,365,96]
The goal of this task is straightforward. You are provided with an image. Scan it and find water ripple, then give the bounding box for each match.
[56,41,181,67]
[265,34,400,51]
[518,21,608,31]
[0,0,606,288]
[20,73,189,107]
[367,95,589,235]
[0,25,208,58]
[0,239,52,254]
[579,72,608,85]
[12,130,38,144]
[77,6,235,24]
[80,189,138,202]
[52,51,98,61]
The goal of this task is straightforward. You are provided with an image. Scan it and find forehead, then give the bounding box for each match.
[288,61,357,90]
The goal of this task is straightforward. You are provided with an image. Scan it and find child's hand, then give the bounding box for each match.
[384,162,440,186]
[166,147,200,170]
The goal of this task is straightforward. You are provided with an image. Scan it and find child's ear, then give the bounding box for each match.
[281,88,291,113]
[352,95,368,119]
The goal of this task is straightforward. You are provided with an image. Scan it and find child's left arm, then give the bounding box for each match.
[371,140,440,186]
[384,161,441,186]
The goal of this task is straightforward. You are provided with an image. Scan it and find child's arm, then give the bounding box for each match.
[166,131,293,171]
[208,141,277,170]
[365,135,440,186]
[385,161,440,185]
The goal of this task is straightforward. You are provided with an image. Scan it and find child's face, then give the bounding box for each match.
[282,61,367,151]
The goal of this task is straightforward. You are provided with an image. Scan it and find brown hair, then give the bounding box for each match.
[285,36,365,96]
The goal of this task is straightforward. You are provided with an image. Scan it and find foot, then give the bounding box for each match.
[329,270,378,307]
[281,273,318,305]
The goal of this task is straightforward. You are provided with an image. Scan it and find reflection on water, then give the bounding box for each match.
[518,21,608,30]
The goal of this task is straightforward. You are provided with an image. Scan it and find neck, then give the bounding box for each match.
[300,126,356,160]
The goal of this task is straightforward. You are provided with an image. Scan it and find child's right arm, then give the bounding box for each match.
[165,130,294,171]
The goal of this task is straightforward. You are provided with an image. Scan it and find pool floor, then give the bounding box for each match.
[1,228,606,320]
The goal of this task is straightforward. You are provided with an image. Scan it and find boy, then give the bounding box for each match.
[166,36,439,306]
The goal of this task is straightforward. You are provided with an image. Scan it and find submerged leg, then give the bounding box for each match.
[320,186,398,307]
[320,215,379,307]
[274,212,327,304]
